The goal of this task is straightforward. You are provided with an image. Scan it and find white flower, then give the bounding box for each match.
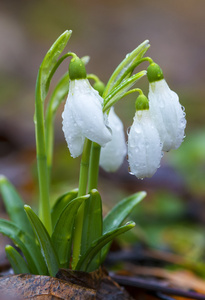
[100,107,127,172]
[149,79,186,152]
[128,109,163,179]
[62,79,112,158]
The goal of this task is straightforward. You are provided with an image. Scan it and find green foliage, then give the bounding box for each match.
[76,221,135,272]
[24,206,59,277]
[5,245,30,274]
[52,195,88,268]
[0,31,148,275]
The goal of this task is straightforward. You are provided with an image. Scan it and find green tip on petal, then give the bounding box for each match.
[93,81,105,96]
[147,63,164,83]
[135,94,149,111]
[69,57,87,80]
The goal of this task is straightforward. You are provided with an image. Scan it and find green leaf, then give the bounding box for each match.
[24,205,59,277]
[52,195,88,268]
[46,72,69,118]
[0,219,47,275]
[38,30,72,101]
[75,221,135,272]
[103,191,146,233]
[102,191,146,262]
[103,40,150,97]
[0,176,34,237]
[81,189,103,271]
[103,71,146,112]
[5,245,30,274]
[51,189,78,229]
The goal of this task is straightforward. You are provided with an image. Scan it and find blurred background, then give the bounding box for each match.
[0,0,205,269]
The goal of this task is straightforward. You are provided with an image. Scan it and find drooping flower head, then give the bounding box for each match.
[147,63,186,152]
[100,107,127,172]
[128,94,163,179]
[62,57,112,158]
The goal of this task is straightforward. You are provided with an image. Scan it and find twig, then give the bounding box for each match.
[110,273,205,300]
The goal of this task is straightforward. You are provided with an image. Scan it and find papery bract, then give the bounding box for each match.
[128,110,163,179]
[148,79,186,152]
[62,79,112,158]
[100,107,127,172]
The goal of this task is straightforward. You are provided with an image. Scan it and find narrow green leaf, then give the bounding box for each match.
[75,221,135,272]
[46,72,69,118]
[24,205,59,277]
[0,176,34,237]
[103,71,146,112]
[103,40,150,97]
[45,72,70,180]
[52,195,88,268]
[81,189,103,271]
[103,191,146,233]
[51,189,78,229]
[0,219,47,275]
[101,191,146,262]
[5,245,30,274]
[38,30,72,101]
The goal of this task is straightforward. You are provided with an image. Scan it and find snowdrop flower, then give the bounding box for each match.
[147,63,186,152]
[100,107,127,172]
[128,95,163,179]
[62,57,112,158]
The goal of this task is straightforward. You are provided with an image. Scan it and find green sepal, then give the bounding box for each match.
[0,219,47,275]
[103,71,146,112]
[135,95,149,111]
[24,205,59,277]
[52,195,88,268]
[102,191,146,262]
[75,221,135,272]
[81,189,103,271]
[51,189,78,229]
[0,176,34,238]
[5,245,30,274]
[37,30,72,102]
[103,40,150,97]
[69,57,87,80]
[147,63,164,83]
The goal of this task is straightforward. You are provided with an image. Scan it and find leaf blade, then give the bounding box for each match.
[5,245,30,274]
[24,205,59,277]
[51,189,78,229]
[51,195,87,268]
[103,71,146,112]
[102,191,146,261]
[103,40,150,97]
[0,219,47,275]
[76,221,135,272]
[0,176,34,237]
[38,30,72,101]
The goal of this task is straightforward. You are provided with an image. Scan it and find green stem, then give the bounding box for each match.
[35,74,52,235]
[45,108,53,184]
[72,138,92,269]
[88,142,101,191]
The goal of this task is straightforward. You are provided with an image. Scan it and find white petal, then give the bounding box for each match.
[70,79,112,146]
[100,107,127,172]
[128,110,163,179]
[62,98,85,158]
[149,79,186,151]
